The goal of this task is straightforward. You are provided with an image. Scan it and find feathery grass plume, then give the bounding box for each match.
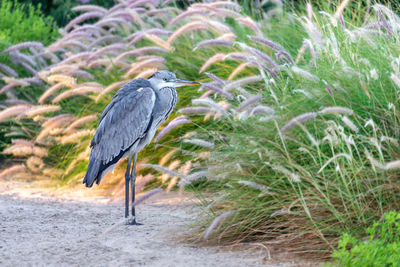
[205,72,225,85]
[26,156,44,173]
[0,63,18,77]
[275,50,294,64]
[334,0,351,19]
[88,43,126,61]
[1,42,44,54]
[144,34,172,51]
[168,9,207,26]
[57,51,92,65]
[11,139,34,146]
[95,17,127,28]
[380,136,399,147]
[250,105,275,116]
[193,39,233,51]
[88,59,113,68]
[39,83,67,104]
[3,77,29,87]
[183,138,214,149]
[59,40,90,51]
[204,211,234,240]
[208,1,241,10]
[291,66,320,81]
[0,164,26,179]
[192,98,228,116]
[341,115,358,132]
[223,75,262,92]
[236,17,259,33]
[228,62,251,80]
[236,94,262,112]
[60,129,95,144]
[167,176,178,192]
[24,105,61,117]
[182,170,208,185]
[390,73,400,88]
[106,10,134,21]
[50,64,79,74]
[237,180,268,191]
[10,52,37,67]
[96,81,127,101]
[269,164,301,182]
[114,47,168,64]
[178,107,211,115]
[160,160,181,183]
[159,149,176,166]
[319,106,353,116]
[64,114,97,133]
[281,112,318,133]
[318,153,352,173]
[366,148,400,170]
[202,84,233,100]
[72,4,107,14]
[300,17,324,47]
[124,58,165,78]
[199,53,225,73]
[89,35,122,47]
[4,143,47,157]
[65,11,104,32]
[125,28,172,42]
[46,74,77,86]
[306,2,313,21]
[135,68,158,79]
[0,105,31,122]
[133,188,163,206]
[0,84,16,94]
[248,35,284,52]
[223,52,251,63]
[154,117,192,142]
[68,70,94,80]
[52,86,102,103]
[135,174,154,193]
[140,164,185,178]
[42,114,75,129]
[238,43,278,68]
[167,21,208,45]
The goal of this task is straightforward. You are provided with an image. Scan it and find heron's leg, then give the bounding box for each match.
[128,153,142,225]
[124,153,132,218]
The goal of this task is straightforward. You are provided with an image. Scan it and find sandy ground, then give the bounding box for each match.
[0,181,318,267]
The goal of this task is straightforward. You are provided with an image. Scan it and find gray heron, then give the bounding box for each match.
[83,71,199,225]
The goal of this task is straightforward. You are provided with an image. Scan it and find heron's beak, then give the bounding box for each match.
[172,78,200,87]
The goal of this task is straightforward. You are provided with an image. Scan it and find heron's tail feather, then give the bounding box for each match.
[83,152,101,187]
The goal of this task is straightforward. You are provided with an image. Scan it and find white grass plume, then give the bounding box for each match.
[0,164,26,179]
[281,112,318,133]
[319,106,353,115]
[204,211,234,240]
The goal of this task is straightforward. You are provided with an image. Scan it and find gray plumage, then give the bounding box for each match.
[83,70,198,224]
[83,71,180,187]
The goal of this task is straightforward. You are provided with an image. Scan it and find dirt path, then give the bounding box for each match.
[0,181,315,267]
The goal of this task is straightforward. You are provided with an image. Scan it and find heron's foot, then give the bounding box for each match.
[126,217,143,226]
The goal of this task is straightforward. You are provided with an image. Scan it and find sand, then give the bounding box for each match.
[0,181,317,267]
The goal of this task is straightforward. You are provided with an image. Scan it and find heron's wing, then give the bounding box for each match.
[91,86,156,164]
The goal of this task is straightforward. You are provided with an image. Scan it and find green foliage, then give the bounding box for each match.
[0,0,58,50]
[18,0,115,26]
[329,212,400,267]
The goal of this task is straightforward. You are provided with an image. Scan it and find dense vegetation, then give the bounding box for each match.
[1,0,400,262]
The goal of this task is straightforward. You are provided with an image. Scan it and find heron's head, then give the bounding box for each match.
[148,71,199,90]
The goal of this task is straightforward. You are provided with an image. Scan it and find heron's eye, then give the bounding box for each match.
[163,78,168,82]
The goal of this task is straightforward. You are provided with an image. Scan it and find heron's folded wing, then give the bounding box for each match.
[91,86,156,164]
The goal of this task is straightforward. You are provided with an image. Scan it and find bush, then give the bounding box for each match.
[0,0,58,50]
[329,212,400,266]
